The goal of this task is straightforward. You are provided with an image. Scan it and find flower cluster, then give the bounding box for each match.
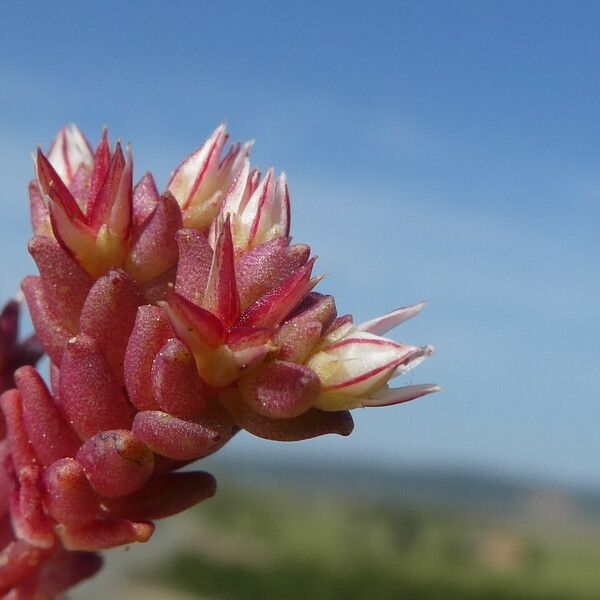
[0,124,438,598]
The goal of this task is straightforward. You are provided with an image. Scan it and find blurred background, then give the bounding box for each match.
[1,1,600,597]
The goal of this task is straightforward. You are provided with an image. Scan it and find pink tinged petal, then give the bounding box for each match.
[239,258,322,328]
[125,192,183,283]
[219,389,354,441]
[160,292,239,386]
[249,171,290,246]
[0,541,51,592]
[175,228,213,305]
[274,320,322,364]
[36,148,85,224]
[87,128,111,213]
[124,306,173,412]
[232,343,274,369]
[309,332,419,396]
[132,406,233,461]
[362,383,442,407]
[220,156,251,216]
[203,216,240,328]
[28,181,49,236]
[42,458,100,526]
[161,290,224,349]
[79,269,143,385]
[235,238,310,309]
[35,550,103,597]
[21,276,74,366]
[57,518,154,551]
[46,124,93,185]
[227,326,276,368]
[28,235,93,330]
[238,361,320,419]
[68,163,93,211]
[76,430,154,498]
[105,144,133,240]
[168,124,228,211]
[357,301,427,336]
[285,292,337,331]
[151,338,206,419]
[101,471,216,521]
[87,142,125,231]
[391,345,436,378]
[46,193,97,272]
[132,172,160,227]
[59,334,133,439]
[15,366,80,466]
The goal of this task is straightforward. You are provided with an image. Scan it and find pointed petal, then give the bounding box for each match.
[391,345,436,378]
[46,124,93,185]
[161,290,224,349]
[220,155,251,216]
[46,193,95,266]
[132,172,160,227]
[203,216,240,328]
[87,142,125,230]
[249,170,290,245]
[68,162,93,211]
[357,301,427,335]
[167,124,227,210]
[309,334,418,396]
[363,383,442,407]
[36,149,85,223]
[239,258,321,328]
[106,144,133,240]
[87,128,111,213]
[175,228,213,305]
[236,239,309,309]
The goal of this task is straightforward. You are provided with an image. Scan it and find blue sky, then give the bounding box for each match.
[0,1,599,486]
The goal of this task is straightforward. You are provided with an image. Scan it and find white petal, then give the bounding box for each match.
[364,383,442,407]
[357,301,427,336]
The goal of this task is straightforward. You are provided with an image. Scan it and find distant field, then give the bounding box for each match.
[140,462,600,599]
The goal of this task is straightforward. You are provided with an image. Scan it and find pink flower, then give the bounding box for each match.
[0,124,439,597]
